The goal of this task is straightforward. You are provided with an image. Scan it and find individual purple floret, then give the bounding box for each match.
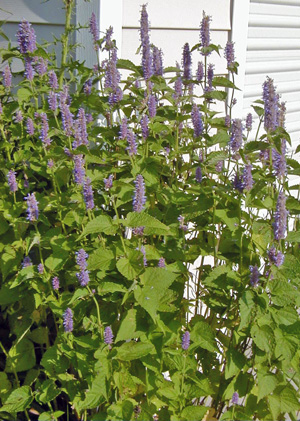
[35,57,48,76]
[224,41,235,70]
[37,263,44,274]
[7,170,18,193]
[25,192,39,222]
[263,77,279,132]
[267,246,285,267]
[133,174,146,213]
[196,62,204,82]
[182,43,192,80]
[52,276,60,290]
[200,13,211,54]
[63,308,73,333]
[104,174,114,190]
[207,63,214,88]
[274,191,288,240]
[73,154,85,185]
[178,215,188,231]
[232,392,239,405]
[232,173,243,193]
[119,117,128,140]
[158,257,166,268]
[89,12,99,49]
[242,164,253,191]
[83,79,92,95]
[126,130,138,156]
[148,95,156,118]
[191,103,203,138]
[17,20,37,54]
[3,65,12,88]
[49,70,58,90]
[104,326,114,345]
[76,248,89,271]
[83,177,95,210]
[141,115,149,140]
[152,46,163,76]
[73,108,88,148]
[40,112,51,147]
[181,331,190,350]
[22,256,32,268]
[249,265,260,286]
[230,119,243,153]
[15,110,23,123]
[24,58,34,81]
[246,113,252,131]
[26,117,34,135]
[195,166,202,183]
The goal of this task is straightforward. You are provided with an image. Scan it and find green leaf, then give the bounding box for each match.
[117,254,142,280]
[286,231,300,242]
[117,341,155,361]
[244,141,269,153]
[78,372,107,410]
[17,87,32,103]
[181,405,209,420]
[212,76,237,89]
[39,412,65,421]
[88,248,115,271]
[239,290,255,331]
[115,309,137,342]
[0,213,9,235]
[257,373,278,402]
[5,339,36,373]
[45,249,69,272]
[0,386,33,414]
[225,348,247,379]
[134,268,178,320]
[28,327,49,344]
[78,215,118,239]
[215,209,239,231]
[252,105,264,117]
[277,384,299,412]
[123,212,170,235]
[190,321,218,353]
[35,380,60,404]
[251,324,274,353]
[0,373,12,401]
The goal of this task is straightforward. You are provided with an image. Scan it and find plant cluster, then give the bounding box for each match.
[0,1,300,420]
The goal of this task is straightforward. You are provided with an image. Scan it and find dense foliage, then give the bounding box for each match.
[0,1,300,420]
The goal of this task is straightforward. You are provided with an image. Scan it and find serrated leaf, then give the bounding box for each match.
[116,309,137,342]
[191,321,218,353]
[39,411,65,421]
[17,87,32,103]
[239,290,255,331]
[181,405,209,420]
[252,105,264,117]
[225,348,247,379]
[78,215,118,239]
[244,141,269,153]
[0,373,11,400]
[251,324,274,353]
[0,386,33,414]
[35,379,60,405]
[123,212,170,235]
[79,372,107,410]
[117,341,155,360]
[257,373,278,402]
[88,248,115,271]
[117,256,141,280]
[6,339,36,373]
[212,76,237,89]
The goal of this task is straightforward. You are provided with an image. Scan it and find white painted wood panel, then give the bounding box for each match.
[122,0,231,30]
[250,2,300,16]
[248,27,300,38]
[122,28,228,73]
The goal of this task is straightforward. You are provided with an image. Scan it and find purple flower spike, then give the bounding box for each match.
[17,20,37,54]
[207,63,214,88]
[126,130,138,156]
[158,257,166,268]
[48,91,57,111]
[140,245,147,267]
[152,46,163,76]
[83,177,95,211]
[40,112,51,147]
[63,308,73,333]
[140,5,153,80]
[200,13,211,55]
[141,115,149,140]
[230,119,243,153]
[178,215,188,231]
[232,392,239,405]
[73,108,88,148]
[89,12,99,49]
[232,173,243,193]
[49,70,58,90]
[225,115,231,128]
[73,154,85,185]
[76,248,89,271]
[133,226,145,236]
[15,110,23,123]
[242,164,253,191]
[191,103,203,138]
[273,139,286,178]
[76,269,90,287]
[52,276,60,290]
[119,117,128,140]
[224,41,235,70]
[84,79,92,95]
[25,192,39,222]
[278,102,286,128]
[104,174,114,190]
[196,62,204,82]
[22,256,32,269]
[3,65,12,88]
[104,26,114,50]
[274,192,288,240]
[195,166,202,183]
[148,95,156,118]
[26,118,34,135]
[47,159,54,169]
[268,246,285,267]
[7,170,18,193]
[181,331,190,350]
[249,265,260,287]
[104,326,114,345]
[37,263,44,274]
[263,77,279,132]
[215,160,223,172]
[182,43,192,80]
[133,175,146,213]
[246,113,252,131]
[35,57,48,76]
[173,63,183,103]
[60,103,74,136]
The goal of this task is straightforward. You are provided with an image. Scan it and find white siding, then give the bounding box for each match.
[234,0,300,152]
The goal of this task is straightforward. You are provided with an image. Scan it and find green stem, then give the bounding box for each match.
[87,285,103,338]
[59,0,75,88]
[112,197,127,256]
